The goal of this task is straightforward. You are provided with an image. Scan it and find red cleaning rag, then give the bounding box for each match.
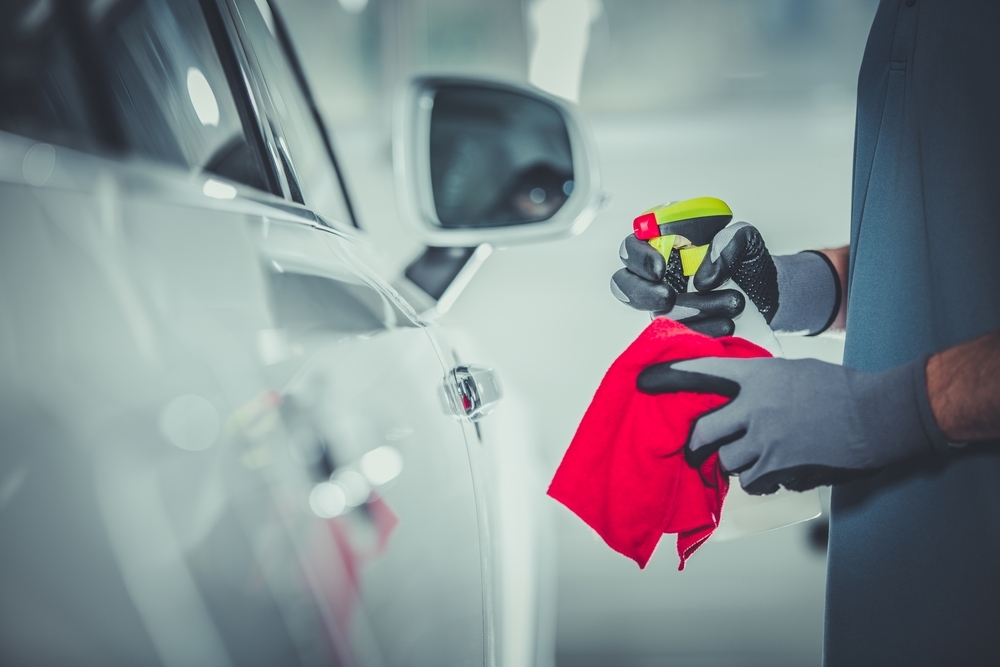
[547,318,770,570]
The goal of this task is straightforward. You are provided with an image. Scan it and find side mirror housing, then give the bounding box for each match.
[393,76,604,248]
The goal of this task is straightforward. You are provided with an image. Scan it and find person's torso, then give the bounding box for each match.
[845,0,1000,370]
[829,2,1000,665]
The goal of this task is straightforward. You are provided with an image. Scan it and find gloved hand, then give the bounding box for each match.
[612,222,841,336]
[636,355,948,495]
[611,234,746,338]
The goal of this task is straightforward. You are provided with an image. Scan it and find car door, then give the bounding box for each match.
[0,0,487,665]
[209,0,492,664]
[258,219,489,667]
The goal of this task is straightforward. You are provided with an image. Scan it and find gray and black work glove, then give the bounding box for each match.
[612,222,841,336]
[636,355,949,495]
[611,234,746,338]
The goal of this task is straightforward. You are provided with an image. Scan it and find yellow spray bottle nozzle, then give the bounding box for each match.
[633,198,733,277]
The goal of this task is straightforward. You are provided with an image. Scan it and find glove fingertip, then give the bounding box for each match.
[686,318,735,338]
[612,268,677,312]
[685,422,747,467]
[623,235,666,280]
[610,274,630,305]
[693,259,726,293]
[684,441,714,470]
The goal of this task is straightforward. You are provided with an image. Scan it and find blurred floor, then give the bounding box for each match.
[337,103,855,666]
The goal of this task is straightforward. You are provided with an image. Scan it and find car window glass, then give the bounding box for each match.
[234,0,352,225]
[97,0,267,190]
[0,0,102,152]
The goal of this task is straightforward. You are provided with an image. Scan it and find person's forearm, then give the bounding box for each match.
[926,330,1000,442]
[817,245,849,331]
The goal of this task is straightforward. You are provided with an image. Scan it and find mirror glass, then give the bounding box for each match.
[429,86,574,229]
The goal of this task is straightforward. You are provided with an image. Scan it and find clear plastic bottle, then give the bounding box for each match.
[695,277,822,541]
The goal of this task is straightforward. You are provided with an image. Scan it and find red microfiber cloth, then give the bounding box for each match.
[547,318,770,570]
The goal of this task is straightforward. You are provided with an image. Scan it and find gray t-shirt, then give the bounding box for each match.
[827,1,1000,664]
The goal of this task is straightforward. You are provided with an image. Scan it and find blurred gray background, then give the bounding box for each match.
[276,1,879,665]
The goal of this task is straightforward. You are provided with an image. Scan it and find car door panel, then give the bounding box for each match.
[261,219,487,667]
[0,129,486,666]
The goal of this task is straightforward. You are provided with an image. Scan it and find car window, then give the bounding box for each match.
[0,0,103,152]
[233,0,353,225]
[96,0,267,190]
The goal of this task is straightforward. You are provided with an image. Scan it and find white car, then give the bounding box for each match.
[0,0,602,665]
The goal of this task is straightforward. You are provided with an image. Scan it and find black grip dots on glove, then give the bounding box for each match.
[693,222,779,325]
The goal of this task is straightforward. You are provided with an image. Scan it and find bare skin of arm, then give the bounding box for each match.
[926,331,1000,442]
[817,244,1000,442]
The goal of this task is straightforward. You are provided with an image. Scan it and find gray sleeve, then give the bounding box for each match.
[770,251,840,335]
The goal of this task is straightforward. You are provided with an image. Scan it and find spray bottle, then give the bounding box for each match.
[633,197,821,540]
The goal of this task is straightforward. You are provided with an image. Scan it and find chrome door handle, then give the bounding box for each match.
[439,365,502,421]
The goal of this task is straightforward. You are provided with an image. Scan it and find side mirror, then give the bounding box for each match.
[394,76,604,248]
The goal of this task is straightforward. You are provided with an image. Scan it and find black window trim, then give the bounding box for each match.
[266,0,359,229]
[221,0,360,230]
[198,0,284,198]
[219,0,307,206]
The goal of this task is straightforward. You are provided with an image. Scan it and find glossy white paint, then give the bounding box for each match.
[0,129,547,666]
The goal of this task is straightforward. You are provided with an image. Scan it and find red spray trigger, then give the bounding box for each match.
[633,212,660,240]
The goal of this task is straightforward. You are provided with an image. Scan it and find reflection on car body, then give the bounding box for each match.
[0,0,601,664]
